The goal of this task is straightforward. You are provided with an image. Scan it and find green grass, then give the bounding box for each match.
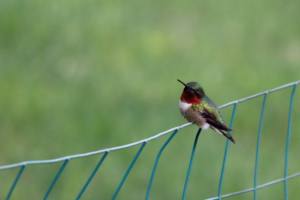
[0,0,300,199]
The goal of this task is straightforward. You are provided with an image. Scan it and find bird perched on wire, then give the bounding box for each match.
[178,79,235,143]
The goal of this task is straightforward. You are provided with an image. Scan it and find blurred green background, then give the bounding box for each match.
[0,0,300,199]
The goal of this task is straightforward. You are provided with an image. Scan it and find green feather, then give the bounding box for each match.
[192,95,226,124]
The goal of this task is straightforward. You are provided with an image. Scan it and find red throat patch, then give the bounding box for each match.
[180,91,202,104]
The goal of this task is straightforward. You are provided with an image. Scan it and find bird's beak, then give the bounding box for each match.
[177,79,188,87]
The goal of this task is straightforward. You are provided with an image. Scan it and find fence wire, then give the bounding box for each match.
[0,80,299,200]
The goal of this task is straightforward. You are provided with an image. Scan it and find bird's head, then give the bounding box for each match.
[177,79,205,104]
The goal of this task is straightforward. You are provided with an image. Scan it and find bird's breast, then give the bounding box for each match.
[179,100,207,128]
[179,100,192,113]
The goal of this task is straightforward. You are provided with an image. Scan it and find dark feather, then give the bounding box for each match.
[210,124,236,144]
[220,130,236,144]
[201,108,233,131]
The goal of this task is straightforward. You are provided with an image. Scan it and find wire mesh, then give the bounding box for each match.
[0,80,299,200]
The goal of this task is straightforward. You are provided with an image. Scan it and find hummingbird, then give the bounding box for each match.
[178,79,235,143]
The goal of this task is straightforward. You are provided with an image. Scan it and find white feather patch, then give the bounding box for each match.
[202,123,210,130]
[179,100,192,112]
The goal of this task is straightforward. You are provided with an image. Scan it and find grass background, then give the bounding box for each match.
[0,0,300,199]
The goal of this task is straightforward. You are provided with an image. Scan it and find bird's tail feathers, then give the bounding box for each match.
[210,126,236,144]
[221,130,235,144]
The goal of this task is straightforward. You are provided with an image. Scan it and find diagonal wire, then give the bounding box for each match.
[112,142,147,200]
[43,159,69,200]
[254,93,268,200]
[284,84,297,200]
[6,165,25,200]
[218,103,237,199]
[182,128,202,200]
[76,151,109,200]
[145,129,179,200]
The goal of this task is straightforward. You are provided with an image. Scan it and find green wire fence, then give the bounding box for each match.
[0,80,299,200]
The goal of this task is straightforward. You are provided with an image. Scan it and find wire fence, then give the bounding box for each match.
[0,80,299,200]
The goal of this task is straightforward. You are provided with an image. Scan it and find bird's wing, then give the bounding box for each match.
[192,96,232,132]
[200,107,232,131]
[202,95,226,122]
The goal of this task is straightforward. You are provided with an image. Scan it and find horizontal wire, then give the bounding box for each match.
[220,80,300,109]
[0,80,299,171]
[206,172,300,200]
[0,123,191,170]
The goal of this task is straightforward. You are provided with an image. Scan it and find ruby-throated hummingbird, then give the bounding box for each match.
[178,79,235,143]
